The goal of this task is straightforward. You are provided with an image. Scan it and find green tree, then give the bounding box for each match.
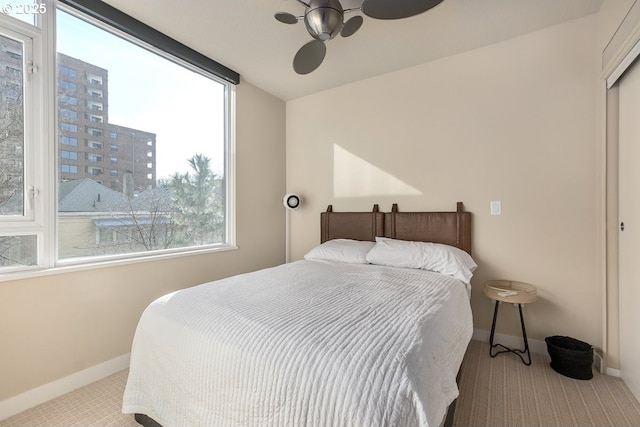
[169,154,225,245]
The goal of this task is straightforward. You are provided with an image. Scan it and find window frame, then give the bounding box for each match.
[0,16,48,276]
[0,0,237,280]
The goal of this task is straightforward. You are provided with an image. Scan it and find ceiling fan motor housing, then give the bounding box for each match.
[305,0,344,41]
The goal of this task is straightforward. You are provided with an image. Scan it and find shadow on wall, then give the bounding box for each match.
[333,144,423,198]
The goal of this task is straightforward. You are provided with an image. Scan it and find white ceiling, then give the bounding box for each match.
[101,0,603,101]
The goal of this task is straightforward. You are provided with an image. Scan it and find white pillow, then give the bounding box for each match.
[365,237,477,284]
[304,239,375,264]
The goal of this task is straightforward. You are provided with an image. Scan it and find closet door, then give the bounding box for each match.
[618,58,640,402]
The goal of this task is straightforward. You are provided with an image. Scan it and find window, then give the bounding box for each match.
[98,227,114,244]
[59,64,76,78]
[0,1,236,275]
[61,122,77,132]
[59,94,76,105]
[86,166,102,176]
[60,108,77,119]
[60,136,77,146]
[87,114,102,123]
[86,73,102,85]
[87,127,102,137]
[61,164,78,174]
[86,140,102,149]
[61,150,78,160]
[4,47,22,60]
[59,80,76,91]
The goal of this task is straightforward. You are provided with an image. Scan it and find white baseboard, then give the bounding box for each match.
[473,328,547,355]
[606,367,621,377]
[0,353,130,421]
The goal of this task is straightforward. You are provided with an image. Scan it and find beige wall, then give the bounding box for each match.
[0,79,286,400]
[287,16,601,348]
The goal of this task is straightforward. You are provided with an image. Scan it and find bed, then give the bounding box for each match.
[123,203,474,427]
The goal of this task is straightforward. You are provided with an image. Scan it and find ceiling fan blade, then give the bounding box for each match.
[340,16,363,38]
[361,0,444,20]
[293,40,326,75]
[275,12,299,24]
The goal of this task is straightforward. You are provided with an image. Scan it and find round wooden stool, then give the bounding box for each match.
[483,280,537,366]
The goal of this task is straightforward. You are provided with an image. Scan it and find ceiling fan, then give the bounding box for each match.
[275,0,444,75]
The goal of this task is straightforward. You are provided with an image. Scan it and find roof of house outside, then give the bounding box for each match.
[59,178,130,212]
[59,178,171,213]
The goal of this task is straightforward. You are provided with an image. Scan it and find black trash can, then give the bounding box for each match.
[545,335,593,380]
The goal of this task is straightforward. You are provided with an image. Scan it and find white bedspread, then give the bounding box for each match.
[122,260,473,427]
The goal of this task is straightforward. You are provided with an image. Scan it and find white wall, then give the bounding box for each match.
[0,79,286,402]
[286,16,601,348]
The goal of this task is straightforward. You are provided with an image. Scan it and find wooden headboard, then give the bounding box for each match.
[320,202,472,255]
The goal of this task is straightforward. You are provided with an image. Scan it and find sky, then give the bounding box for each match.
[55,8,227,180]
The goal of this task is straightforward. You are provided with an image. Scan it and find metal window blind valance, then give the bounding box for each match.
[59,0,240,85]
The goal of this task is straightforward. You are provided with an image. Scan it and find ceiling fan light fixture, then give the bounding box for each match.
[304,0,344,41]
[276,0,446,75]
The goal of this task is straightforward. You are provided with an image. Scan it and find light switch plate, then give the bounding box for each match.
[490,200,501,215]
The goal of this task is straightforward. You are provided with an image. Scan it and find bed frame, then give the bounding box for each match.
[135,202,472,427]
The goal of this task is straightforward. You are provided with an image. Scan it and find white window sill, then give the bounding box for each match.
[0,244,238,283]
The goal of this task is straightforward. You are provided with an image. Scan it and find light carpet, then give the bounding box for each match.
[454,340,640,427]
[1,339,639,426]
